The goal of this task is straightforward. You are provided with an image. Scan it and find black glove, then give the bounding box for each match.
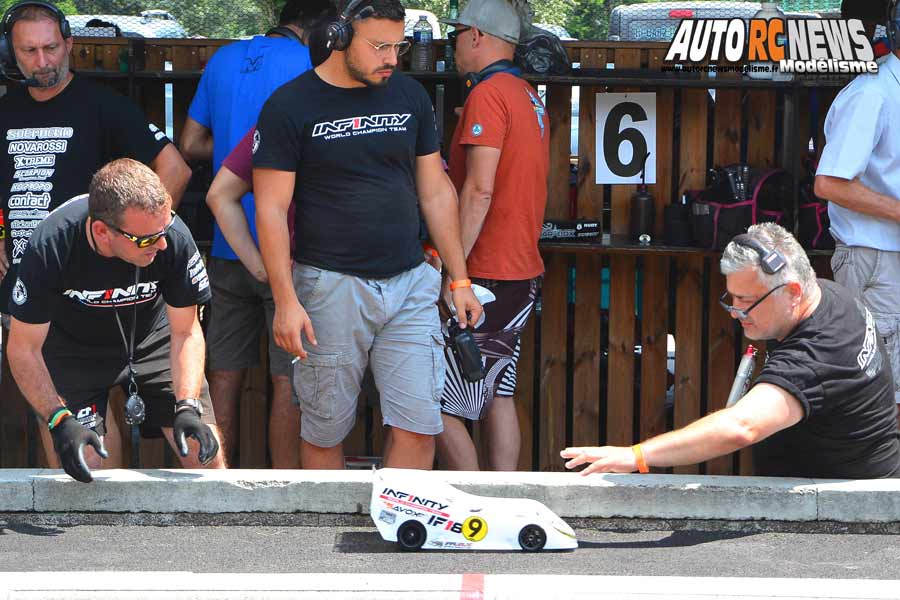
[173,407,219,465]
[50,416,108,483]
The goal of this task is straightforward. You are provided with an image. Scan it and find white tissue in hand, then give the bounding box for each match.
[446,283,495,329]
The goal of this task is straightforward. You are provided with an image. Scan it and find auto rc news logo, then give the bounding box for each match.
[664,18,878,75]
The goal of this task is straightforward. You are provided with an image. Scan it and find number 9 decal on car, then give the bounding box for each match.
[462,516,488,542]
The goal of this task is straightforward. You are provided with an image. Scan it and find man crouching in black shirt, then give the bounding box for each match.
[7,159,224,482]
[563,222,900,479]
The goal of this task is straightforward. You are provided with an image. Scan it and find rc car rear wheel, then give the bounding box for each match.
[397,519,427,551]
[518,524,547,551]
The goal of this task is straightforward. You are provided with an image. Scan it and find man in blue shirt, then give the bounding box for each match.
[179,0,333,468]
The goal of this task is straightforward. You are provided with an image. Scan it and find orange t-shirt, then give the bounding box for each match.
[449,72,550,280]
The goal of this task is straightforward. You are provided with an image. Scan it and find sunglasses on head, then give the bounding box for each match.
[107,210,177,248]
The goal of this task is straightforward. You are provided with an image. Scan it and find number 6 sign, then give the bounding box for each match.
[595,92,657,185]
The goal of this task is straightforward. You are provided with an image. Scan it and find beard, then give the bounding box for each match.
[26,56,68,88]
[344,50,393,87]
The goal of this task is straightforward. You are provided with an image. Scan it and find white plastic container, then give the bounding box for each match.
[747,2,785,80]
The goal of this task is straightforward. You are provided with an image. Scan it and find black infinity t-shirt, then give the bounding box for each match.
[8,196,211,358]
[0,74,170,312]
[753,279,900,479]
[253,69,440,278]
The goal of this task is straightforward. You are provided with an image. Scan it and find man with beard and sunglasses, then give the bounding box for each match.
[253,0,482,470]
[7,159,225,482]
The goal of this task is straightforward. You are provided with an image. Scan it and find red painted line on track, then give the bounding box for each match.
[460,573,485,600]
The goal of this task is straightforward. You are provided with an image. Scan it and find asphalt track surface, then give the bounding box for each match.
[2,524,899,579]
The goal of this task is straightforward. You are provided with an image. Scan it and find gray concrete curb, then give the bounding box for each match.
[1,468,898,523]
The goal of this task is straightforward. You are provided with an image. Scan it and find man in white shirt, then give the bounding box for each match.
[815,0,900,420]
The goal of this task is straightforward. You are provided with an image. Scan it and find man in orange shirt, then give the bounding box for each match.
[438,0,549,471]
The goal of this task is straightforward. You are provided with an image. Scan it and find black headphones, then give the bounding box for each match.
[464,59,522,92]
[0,1,71,70]
[325,0,375,52]
[731,234,787,275]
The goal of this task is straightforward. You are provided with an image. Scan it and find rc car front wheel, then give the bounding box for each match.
[518,524,547,551]
[397,519,427,551]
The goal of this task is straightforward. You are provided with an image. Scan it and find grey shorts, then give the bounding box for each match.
[205,257,293,377]
[292,261,445,447]
[832,245,900,403]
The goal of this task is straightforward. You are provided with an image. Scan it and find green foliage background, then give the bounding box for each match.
[1,0,844,40]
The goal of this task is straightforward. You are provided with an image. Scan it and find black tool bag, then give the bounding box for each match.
[690,164,792,250]
[796,159,835,250]
[514,26,571,75]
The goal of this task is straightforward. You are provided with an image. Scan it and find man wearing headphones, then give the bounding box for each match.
[0,0,191,463]
[815,0,900,426]
[0,0,190,299]
[562,223,900,479]
[180,0,334,469]
[253,0,482,470]
[436,0,549,472]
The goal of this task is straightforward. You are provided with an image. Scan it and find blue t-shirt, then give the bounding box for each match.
[188,35,312,259]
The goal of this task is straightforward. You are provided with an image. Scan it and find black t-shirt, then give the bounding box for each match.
[8,196,211,358]
[0,74,170,312]
[252,69,440,278]
[753,279,900,479]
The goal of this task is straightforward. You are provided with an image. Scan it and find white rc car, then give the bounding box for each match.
[370,468,578,552]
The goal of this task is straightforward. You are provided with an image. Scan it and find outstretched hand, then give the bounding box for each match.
[560,446,638,476]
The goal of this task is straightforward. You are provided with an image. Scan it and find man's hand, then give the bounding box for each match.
[0,244,9,279]
[173,408,219,465]
[560,446,638,476]
[450,287,483,329]
[50,416,108,483]
[273,298,317,360]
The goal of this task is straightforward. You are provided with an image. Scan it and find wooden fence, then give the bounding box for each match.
[0,39,842,472]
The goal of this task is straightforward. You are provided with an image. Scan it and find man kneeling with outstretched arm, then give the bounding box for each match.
[562,223,900,479]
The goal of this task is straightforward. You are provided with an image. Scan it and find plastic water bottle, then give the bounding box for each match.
[747,2,785,80]
[412,15,433,71]
[444,0,459,71]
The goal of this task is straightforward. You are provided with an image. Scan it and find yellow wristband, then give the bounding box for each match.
[631,444,650,473]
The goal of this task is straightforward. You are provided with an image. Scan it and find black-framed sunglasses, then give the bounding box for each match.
[448,26,472,48]
[108,210,177,249]
[719,283,786,321]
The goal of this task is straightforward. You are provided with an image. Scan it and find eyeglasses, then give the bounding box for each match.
[360,37,411,56]
[719,283,786,321]
[108,210,177,248]
[448,26,472,48]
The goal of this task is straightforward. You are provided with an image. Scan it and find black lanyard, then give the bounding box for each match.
[114,266,141,395]
[89,218,140,394]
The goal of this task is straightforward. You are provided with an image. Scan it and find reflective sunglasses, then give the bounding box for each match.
[718,283,786,321]
[360,37,411,56]
[108,210,177,248]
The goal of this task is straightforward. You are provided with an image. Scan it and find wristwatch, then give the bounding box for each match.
[175,398,203,416]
